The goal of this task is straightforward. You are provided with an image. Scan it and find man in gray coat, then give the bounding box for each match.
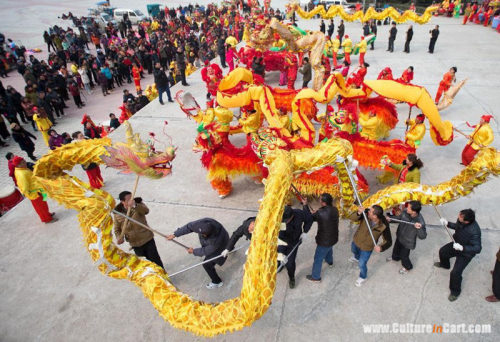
[299,57,312,88]
[387,201,426,274]
[167,218,229,289]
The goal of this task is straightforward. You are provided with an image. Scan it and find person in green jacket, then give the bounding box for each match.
[389,153,423,184]
[377,153,423,184]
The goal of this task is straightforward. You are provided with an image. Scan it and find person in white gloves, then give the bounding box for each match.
[221,217,256,258]
[434,209,482,302]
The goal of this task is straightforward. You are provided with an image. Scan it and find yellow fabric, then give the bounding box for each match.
[30,120,500,337]
[332,37,340,52]
[225,36,238,47]
[358,115,379,140]
[470,123,494,150]
[405,120,426,148]
[289,4,438,24]
[358,39,367,53]
[341,38,352,53]
[272,39,286,48]
[33,113,52,146]
[363,80,453,145]
[15,167,42,200]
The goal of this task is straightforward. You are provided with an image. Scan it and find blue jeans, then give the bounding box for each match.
[311,245,333,280]
[351,241,372,279]
[158,85,172,103]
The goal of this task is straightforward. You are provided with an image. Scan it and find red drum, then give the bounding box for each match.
[0,186,23,213]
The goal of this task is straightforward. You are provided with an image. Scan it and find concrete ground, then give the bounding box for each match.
[1,13,500,342]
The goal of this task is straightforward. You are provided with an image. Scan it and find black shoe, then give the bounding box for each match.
[448,294,459,302]
[168,99,174,103]
[434,262,448,269]
[289,278,295,289]
[306,275,321,282]
[159,101,164,105]
[182,83,189,86]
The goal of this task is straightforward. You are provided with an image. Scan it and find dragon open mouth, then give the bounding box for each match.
[152,161,172,170]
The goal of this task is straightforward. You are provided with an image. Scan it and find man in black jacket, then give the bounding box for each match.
[337,20,345,45]
[153,62,173,104]
[404,25,413,53]
[222,217,255,255]
[217,36,227,68]
[167,218,229,289]
[10,123,37,161]
[303,193,339,282]
[428,25,440,53]
[175,47,189,86]
[386,201,426,274]
[434,209,482,301]
[278,205,313,288]
[387,22,397,52]
[327,19,335,38]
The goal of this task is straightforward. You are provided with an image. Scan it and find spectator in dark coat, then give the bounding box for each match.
[167,218,229,289]
[428,25,440,53]
[153,62,173,104]
[404,25,413,53]
[299,57,312,88]
[175,47,189,86]
[10,123,37,160]
[109,113,120,130]
[387,22,397,52]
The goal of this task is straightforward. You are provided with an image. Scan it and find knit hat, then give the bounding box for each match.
[481,115,493,123]
[12,155,24,167]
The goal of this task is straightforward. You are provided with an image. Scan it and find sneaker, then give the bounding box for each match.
[355,277,365,287]
[306,275,321,282]
[348,256,359,263]
[386,257,393,262]
[289,278,295,289]
[399,268,408,275]
[448,294,458,302]
[206,282,223,289]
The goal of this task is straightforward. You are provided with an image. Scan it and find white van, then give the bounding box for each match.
[113,9,147,24]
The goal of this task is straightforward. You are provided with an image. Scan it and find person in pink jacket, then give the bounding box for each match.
[225,46,239,72]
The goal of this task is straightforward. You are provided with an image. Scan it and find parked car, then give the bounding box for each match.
[113,8,147,24]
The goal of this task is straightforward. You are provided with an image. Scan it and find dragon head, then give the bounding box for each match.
[100,122,176,179]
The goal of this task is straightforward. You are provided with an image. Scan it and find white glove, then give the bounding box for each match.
[439,218,448,226]
[453,243,463,251]
[220,249,229,258]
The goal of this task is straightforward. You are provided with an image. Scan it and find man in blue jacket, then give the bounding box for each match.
[167,218,229,289]
[434,209,482,301]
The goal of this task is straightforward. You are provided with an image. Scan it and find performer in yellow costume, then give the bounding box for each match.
[341,34,352,64]
[461,115,494,165]
[358,111,379,140]
[32,107,53,146]
[405,114,426,148]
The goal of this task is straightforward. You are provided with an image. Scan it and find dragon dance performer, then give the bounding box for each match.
[346,62,369,88]
[435,67,457,104]
[358,110,379,140]
[13,156,57,223]
[358,36,367,67]
[322,55,331,84]
[405,114,426,148]
[434,209,482,302]
[167,218,229,289]
[32,107,53,147]
[285,54,298,89]
[72,131,104,189]
[397,66,414,84]
[341,35,352,65]
[349,205,389,287]
[461,115,494,166]
[132,63,142,93]
[332,35,341,68]
[386,201,427,275]
[377,67,393,80]
[378,153,423,185]
[114,191,164,268]
[201,60,223,98]
[463,3,472,24]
